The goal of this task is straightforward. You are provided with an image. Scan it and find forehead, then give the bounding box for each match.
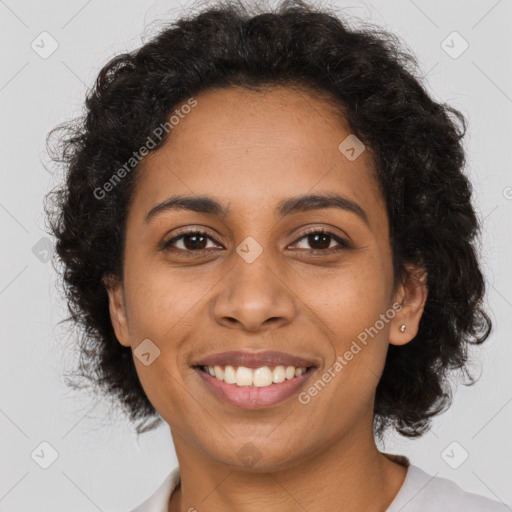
[129,85,386,228]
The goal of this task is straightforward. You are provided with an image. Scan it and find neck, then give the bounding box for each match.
[168,419,408,512]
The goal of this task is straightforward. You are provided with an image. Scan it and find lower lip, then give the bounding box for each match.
[194,367,316,409]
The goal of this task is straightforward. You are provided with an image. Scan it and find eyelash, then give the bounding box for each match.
[162,227,351,256]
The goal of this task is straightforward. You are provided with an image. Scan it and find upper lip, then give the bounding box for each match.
[193,350,319,369]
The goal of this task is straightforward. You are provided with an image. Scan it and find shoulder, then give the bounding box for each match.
[387,464,510,512]
[128,466,181,512]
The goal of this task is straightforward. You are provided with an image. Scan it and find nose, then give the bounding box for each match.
[212,252,297,332]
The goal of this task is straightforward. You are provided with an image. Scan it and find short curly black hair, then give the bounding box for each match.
[44,0,492,438]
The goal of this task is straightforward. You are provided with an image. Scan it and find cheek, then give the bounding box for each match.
[121,264,202,415]
[299,255,392,399]
[304,257,391,344]
[123,260,210,341]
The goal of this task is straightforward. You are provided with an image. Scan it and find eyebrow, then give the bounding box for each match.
[145,193,370,226]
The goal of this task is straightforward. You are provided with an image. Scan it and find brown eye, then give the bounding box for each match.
[180,233,208,250]
[306,232,331,250]
[163,230,222,253]
[292,229,350,253]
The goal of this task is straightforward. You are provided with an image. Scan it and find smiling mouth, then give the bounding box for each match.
[194,364,316,388]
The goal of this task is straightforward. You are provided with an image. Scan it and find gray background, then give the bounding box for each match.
[1,0,511,510]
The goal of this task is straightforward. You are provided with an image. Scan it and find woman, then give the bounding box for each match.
[45,0,509,510]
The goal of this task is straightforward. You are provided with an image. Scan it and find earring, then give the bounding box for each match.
[399,324,406,332]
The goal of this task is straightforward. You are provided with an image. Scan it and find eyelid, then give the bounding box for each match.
[288,226,351,251]
[163,226,225,249]
[162,225,351,253]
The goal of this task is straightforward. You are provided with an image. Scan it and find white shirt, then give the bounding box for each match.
[129,454,510,512]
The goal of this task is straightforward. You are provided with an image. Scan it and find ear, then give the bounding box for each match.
[103,273,131,347]
[389,263,428,346]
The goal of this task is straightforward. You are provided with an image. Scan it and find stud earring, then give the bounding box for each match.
[399,324,406,332]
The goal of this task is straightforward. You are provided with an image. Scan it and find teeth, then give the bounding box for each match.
[235,366,253,386]
[253,367,273,387]
[285,366,296,379]
[273,365,286,383]
[203,364,309,387]
[213,365,223,380]
[224,365,236,384]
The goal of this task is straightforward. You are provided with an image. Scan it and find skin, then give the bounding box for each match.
[105,85,428,512]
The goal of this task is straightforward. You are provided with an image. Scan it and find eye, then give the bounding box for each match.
[290,228,351,253]
[161,227,351,255]
[162,229,223,253]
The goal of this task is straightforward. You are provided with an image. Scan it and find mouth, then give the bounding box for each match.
[193,363,316,387]
[191,350,320,409]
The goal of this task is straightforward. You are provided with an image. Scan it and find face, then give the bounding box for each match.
[106,85,427,471]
